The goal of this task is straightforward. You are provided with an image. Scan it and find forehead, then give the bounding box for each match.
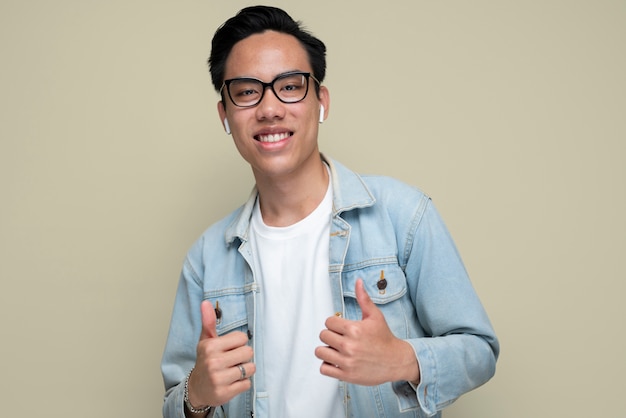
[224,31,311,80]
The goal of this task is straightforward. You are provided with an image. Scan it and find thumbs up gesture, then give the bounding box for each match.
[186,300,255,411]
[315,279,420,386]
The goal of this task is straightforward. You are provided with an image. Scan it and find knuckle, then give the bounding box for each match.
[206,356,224,371]
[346,323,361,337]
[339,340,355,355]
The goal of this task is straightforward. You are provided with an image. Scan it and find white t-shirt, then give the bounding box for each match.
[249,179,343,418]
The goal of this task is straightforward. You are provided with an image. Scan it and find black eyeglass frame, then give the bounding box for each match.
[219,71,321,108]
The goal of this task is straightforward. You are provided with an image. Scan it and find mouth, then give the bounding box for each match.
[254,131,293,143]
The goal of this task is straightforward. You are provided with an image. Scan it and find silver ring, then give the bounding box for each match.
[237,364,247,380]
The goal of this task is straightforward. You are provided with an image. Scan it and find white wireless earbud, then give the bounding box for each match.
[223,118,231,135]
[319,105,325,123]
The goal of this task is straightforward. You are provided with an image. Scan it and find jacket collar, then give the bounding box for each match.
[224,154,376,245]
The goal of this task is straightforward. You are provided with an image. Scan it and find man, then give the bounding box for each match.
[162,6,499,418]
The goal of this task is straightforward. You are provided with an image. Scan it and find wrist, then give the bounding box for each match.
[399,340,421,385]
[184,368,213,415]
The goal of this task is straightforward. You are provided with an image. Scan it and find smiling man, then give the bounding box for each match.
[161,6,499,418]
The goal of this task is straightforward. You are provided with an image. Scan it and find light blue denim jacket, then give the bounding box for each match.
[162,156,499,418]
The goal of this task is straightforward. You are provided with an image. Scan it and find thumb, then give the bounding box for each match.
[355,278,378,320]
[200,300,218,340]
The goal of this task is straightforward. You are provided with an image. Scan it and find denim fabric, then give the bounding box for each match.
[161,156,499,418]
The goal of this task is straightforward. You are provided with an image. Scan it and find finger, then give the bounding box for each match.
[232,361,256,383]
[355,278,377,320]
[220,343,254,368]
[319,361,343,380]
[200,300,218,340]
[323,314,350,336]
[319,328,343,349]
[226,377,253,398]
[315,345,341,366]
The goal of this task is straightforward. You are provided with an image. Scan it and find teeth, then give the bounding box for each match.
[257,132,290,143]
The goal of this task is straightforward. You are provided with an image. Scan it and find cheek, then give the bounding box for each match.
[227,113,252,135]
[298,106,320,126]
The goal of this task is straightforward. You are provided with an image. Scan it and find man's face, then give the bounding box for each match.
[217,31,329,180]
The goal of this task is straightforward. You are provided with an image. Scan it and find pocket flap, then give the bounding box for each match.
[204,286,250,334]
[342,263,407,304]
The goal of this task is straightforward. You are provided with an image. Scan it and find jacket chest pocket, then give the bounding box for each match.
[341,262,410,327]
[204,286,251,335]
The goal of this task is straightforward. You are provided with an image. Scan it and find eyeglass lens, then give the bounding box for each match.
[228,73,308,107]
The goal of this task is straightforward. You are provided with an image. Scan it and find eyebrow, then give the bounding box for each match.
[227,69,307,82]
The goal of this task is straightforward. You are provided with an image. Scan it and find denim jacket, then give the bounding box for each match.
[162,156,499,418]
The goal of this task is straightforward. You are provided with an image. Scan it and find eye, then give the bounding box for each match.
[230,80,262,98]
[239,89,257,97]
[234,87,260,97]
[277,75,305,94]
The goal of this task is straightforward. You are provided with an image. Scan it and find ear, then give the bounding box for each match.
[217,101,230,135]
[318,85,330,123]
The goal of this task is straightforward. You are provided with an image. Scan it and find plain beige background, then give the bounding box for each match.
[1,1,624,417]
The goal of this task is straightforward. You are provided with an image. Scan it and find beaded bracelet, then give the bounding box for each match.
[184,368,213,414]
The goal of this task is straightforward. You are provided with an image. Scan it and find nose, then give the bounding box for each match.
[255,85,286,121]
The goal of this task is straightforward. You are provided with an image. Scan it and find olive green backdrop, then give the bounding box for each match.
[1,1,624,416]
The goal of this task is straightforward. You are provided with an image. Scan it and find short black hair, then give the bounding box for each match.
[208,6,327,94]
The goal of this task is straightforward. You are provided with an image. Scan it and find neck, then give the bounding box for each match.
[254,156,329,227]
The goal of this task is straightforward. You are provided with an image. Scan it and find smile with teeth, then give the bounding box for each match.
[255,132,293,143]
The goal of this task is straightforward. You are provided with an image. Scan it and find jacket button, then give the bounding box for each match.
[377,270,387,294]
[214,301,222,324]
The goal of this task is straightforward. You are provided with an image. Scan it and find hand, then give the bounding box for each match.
[315,279,420,386]
[187,300,255,410]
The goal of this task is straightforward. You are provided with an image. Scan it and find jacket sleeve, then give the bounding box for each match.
[161,239,208,418]
[396,198,499,416]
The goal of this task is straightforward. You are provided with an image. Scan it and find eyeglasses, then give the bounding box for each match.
[220,71,320,108]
